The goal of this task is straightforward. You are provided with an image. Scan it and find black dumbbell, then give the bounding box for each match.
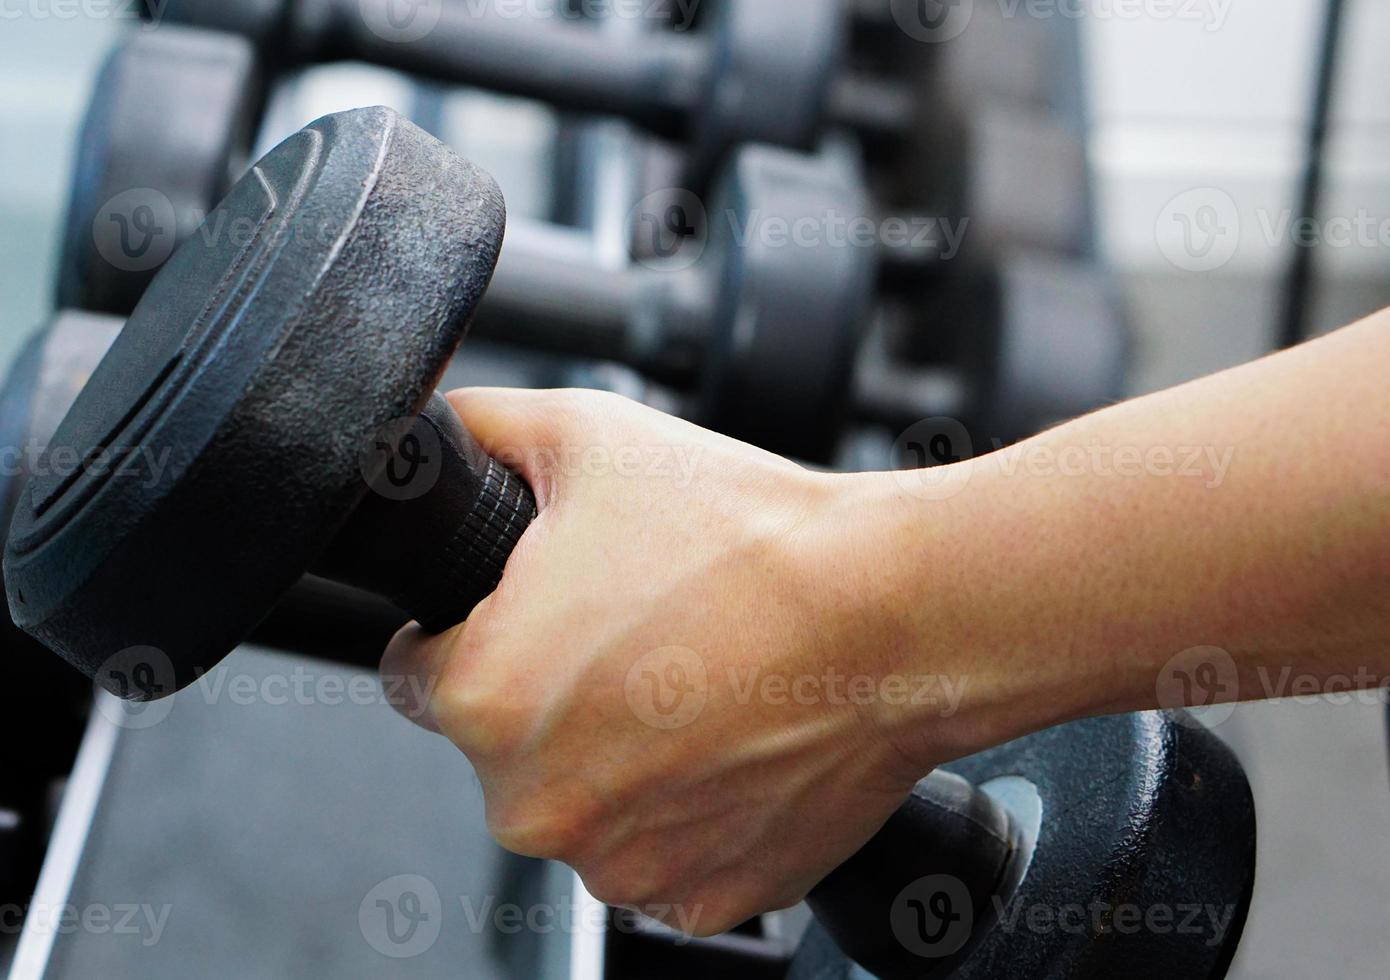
[473,144,1124,460]
[858,252,1130,446]
[146,0,1090,260]
[146,0,847,185]
[7,105,1254,980]
[56,27,264,316]
[796,711,1255,979]
[836,0,1094,260]
[58,26,589,319]
[475,143,876,462]
[0,313,122,913]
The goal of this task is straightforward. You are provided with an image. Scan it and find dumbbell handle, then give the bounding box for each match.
[312,393,537,635]
[282,0,711,135]
[809,770,1020,980]
[473,223,712,381]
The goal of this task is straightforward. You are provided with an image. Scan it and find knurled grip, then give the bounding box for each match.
[311,391,537,640]
[410,456,537,633]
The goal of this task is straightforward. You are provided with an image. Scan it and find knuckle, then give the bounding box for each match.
[580,856,674,911]
[487,795,595,862]
[431,669,537,761]
[680,888,769,938]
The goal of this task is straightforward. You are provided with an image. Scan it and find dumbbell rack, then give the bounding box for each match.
[0,6,1214,980]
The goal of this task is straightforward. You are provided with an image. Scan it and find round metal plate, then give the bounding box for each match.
[8,107,505,694]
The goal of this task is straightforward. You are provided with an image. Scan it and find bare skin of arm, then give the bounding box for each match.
[383,307,1390,936]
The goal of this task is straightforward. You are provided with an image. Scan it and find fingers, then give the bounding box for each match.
[445,387,582,497]
[379,621,464,735]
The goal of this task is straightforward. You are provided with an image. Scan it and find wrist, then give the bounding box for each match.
[814,458,1105,774]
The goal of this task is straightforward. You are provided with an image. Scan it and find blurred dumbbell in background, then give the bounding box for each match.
[53,7,1125,465]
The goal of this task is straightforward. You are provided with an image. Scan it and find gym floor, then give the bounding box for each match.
[1,4,1388,976]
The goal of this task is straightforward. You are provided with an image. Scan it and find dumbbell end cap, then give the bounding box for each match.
[5,106,505,698]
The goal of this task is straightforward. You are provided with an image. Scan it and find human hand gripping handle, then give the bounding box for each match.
[379,388,1039,978]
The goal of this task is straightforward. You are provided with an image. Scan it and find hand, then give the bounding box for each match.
[381,389,952,936]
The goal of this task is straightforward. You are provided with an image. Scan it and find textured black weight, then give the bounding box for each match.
[0,312,123,907]
[0,313,119,743]
[860,252,1130,446]
[788,712,1256,979]
[57,27,262,316]
[473,144,875,463]
[6,107,532,697]
[151,0,844,186]
[700,146,876,458]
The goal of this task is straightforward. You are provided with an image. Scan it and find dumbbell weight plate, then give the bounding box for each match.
[57,27,262,316]
[905,103,1092,260]
[0,313,117,738]
[686,0,847,182]
[878,252,1129,447]
[9,107,507,692]
[700,145,878,461]
[789,711,1256,979]
[0,312,122,910]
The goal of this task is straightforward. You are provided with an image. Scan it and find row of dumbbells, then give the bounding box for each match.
[51,0,1126,467]
[0,104,1255,980]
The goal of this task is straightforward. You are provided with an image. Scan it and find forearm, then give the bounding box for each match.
[853,310,1390,762]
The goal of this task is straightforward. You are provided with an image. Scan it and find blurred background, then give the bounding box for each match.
[0,1,1388,977]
